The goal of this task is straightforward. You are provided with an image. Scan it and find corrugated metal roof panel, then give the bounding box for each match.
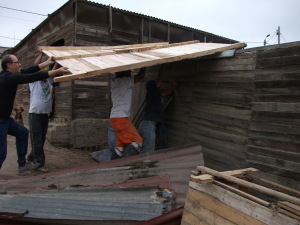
[0,143,204,208]
[0,187,174,221]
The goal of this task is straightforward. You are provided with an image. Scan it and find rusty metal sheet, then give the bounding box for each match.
[0,143,204,208]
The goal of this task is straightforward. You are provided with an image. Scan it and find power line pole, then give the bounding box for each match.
[277,26,281,44]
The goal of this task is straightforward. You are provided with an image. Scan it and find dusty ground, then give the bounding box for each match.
[1,135,97,177]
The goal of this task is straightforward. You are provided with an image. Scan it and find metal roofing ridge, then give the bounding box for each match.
[84,0,237,42]
[11,0,238,52]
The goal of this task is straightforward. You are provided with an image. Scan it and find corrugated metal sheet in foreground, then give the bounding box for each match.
[0,186,174,223]
[0,143,203,224]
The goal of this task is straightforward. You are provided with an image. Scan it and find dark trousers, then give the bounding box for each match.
[0,117,29,168]
[28,113,49,167]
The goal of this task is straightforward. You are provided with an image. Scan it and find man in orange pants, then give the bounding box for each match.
[110,68,146,160]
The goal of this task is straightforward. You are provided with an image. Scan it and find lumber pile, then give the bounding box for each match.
[181,167,300,225]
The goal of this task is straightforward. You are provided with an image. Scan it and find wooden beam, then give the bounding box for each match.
[278,208,300,221]
[191,167,258,183]
[197,166,300,205]
[189,181,300,225]
[39,41,170,51]
[41,41,190,60]
[185,187,266,225]
[247,174,300,198]
[53,42,246,82]
[278,201,300,217]
[213,180,270,207]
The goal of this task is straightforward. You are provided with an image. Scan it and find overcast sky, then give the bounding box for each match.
[0,0,299,48]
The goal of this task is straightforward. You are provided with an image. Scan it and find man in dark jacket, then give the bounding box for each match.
[0,54,69,173]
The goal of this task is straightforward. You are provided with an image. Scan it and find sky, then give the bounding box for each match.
[0,0,299,49]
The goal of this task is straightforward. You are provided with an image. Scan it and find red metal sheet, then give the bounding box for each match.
[0,143,203,207]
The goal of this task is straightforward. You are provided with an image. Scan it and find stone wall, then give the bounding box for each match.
[47,118,110,150]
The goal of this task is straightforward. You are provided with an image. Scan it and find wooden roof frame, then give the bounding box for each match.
[40,41,246,82]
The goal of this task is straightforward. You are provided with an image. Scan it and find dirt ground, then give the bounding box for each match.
[0,135,97,177]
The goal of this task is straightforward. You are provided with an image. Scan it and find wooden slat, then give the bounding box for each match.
[40,41,170,51]
[185,187,266,225]
[191,167,258,183]
[197,166,300,205]
[278,201,300,216]
[247,174,300,198]
[213,180,270,207]
[41,41,194,60]
[278,208,300,221]
[48,42,245,82]
[189,181,300,225]
[182,201,235,225]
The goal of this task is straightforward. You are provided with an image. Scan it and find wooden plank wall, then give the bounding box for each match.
[72,75,110,119]
[164,51,256,171]
[190,52,256,171]
[248,43,300,189]
[74,1,235,46]
[163,42,300,188]
[54,81,73,120]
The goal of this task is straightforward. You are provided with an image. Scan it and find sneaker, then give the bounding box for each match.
[123,144,139,157]
[18,162,39,174]
[110,149,122,160]
[36,167,49,173]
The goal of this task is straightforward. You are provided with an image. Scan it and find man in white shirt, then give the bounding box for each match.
[110,68,146,160]
[27,51,56,171]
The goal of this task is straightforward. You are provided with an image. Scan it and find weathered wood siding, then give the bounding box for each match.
[163,51,256,171]
[248,43,300,188]
[160,42,300,189]
[72,75,110,119]
[74,0,235,46]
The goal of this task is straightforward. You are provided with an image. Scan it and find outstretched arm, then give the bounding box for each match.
[34,47,55,70]
[38,57,55,70]
[48,67,69,77]
[34,48,43,65]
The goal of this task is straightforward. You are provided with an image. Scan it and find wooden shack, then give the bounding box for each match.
[10,0,237,149]
[8,0,300,190]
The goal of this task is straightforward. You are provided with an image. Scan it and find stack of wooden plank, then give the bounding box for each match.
[181,167,300,225]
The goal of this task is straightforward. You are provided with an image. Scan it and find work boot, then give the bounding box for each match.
[18,162,39,174]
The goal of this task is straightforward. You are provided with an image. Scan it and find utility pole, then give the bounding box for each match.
[277,26,280,44]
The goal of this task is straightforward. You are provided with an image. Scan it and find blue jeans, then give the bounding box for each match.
[155,124,168,150]
[27,113,48,167]
[0,117,29,168]
[138,121,157,153]
[108,124,116,152]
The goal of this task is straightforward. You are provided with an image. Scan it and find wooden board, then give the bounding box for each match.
[181,181,300,225]
[40,41,246,82]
